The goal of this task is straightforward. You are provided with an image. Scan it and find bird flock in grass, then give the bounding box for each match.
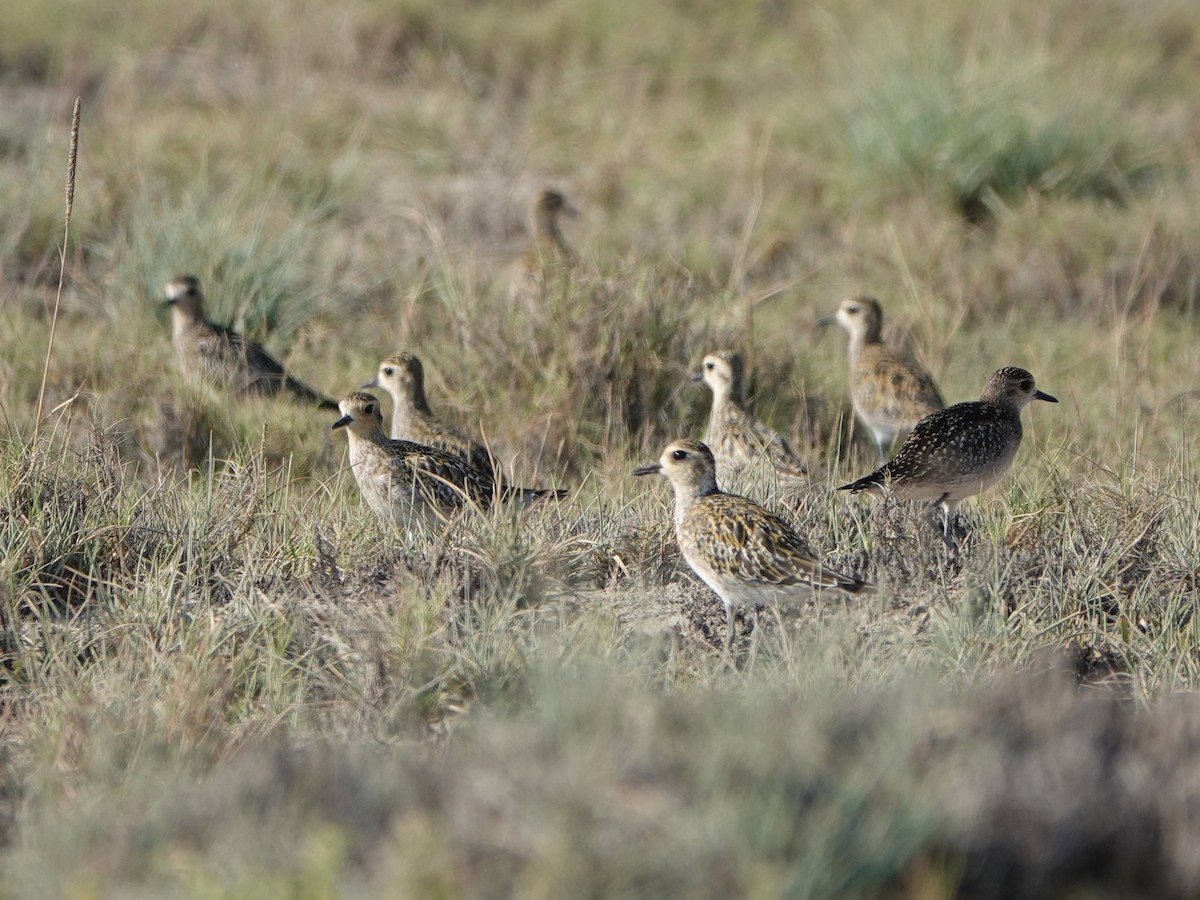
[162,188,1057,653]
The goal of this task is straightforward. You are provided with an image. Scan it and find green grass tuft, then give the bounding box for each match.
[839,49,1159,221]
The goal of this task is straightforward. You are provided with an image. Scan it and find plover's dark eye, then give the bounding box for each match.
[366,404,375,415]
[705,362,714,370]
[1020,379,1033,392]
[671,449,688,461]
[383,368,393,376]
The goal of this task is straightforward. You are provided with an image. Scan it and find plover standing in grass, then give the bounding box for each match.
[635,439,870,652]
[694,351,809,487]
[164,275,337,410]
[839,366,1057,536]
[818,296,945,461]
[509,188,578,305]
[362,352,495,476]
[332,392,563,528]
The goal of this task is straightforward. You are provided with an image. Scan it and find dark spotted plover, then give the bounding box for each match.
[164,275,336,410]
[332,392,562,529]
[362,352,495,477]
[839,366,1056,535]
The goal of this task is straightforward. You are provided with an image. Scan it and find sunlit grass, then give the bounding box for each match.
[3,0,1200,894]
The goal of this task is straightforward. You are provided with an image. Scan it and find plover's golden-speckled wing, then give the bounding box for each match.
[686,492,865,594]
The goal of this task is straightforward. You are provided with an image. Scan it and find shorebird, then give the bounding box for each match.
[635,439,870,651]
[332,392,563,528]
[508,188,577,305]
[818,296,944,461]
[694,350,808,488]
[362,352,494,476]
[164,275,336,410]
[839,366,1057,535]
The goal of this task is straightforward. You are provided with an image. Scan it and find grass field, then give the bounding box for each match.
[4,0,1200,895]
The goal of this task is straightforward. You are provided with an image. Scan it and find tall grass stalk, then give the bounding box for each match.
[33,96,80,444]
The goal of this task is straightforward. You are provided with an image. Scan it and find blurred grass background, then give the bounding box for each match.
[4,0,1200,895]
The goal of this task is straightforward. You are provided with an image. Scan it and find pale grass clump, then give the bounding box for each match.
[10,658,1200,897]
[0,436,585,757]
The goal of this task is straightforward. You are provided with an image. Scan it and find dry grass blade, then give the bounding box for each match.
[33,96,82,444]
[65,97,80,230]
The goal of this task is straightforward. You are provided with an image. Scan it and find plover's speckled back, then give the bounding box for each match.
[164,275,337,410]
[819,296,944,461]
[695,350,808,488]
[509,188,578,305]
[635,439,870,650]
[839,366,1056,532]
[362,352,495,476]
[332,392,563,529]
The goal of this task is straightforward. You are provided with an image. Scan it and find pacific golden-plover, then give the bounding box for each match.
[694,350,808,488]
[839,366,1057,535]
[362,352,495,476]
[164,275,336,410]
[818,296,944,461]
[635,439,870,651]
[333,392,562,528]
[509,188,577,305]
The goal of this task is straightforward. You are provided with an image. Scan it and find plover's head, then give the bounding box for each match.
[634,438,719,494]
[332,391,387,435]
[534,188,575,216]
[979,367,1058,411]
[362,352,425,405]
[164,275,204,317]
[531,188,578,235]
[818,295,883,343]
[693,350,743,400]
